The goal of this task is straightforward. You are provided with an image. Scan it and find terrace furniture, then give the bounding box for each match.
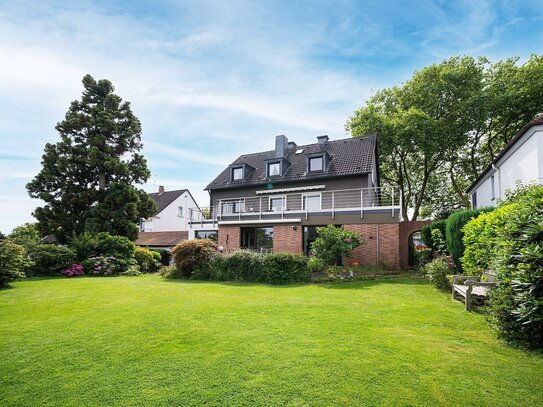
[451,271,497,311]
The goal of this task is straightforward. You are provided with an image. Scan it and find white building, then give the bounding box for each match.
[467,116,543,209]
[136,186,217,249]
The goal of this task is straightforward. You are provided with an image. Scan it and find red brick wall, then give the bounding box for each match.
[344,224,400,269]
[217,225,240,252]
[399,220,432,268]
[273,225,303,254]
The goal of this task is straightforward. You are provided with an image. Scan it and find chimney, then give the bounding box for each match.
[275,135,289,158]
[158,185,165,193]
[317,135,329,144]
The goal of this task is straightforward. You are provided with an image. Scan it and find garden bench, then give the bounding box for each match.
[451,271,496,311]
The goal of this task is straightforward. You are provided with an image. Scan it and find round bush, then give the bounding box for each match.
[0,240,28,288]
[424,256,455,290]
[134,247,155,272]
[69,232,135,262]
[172,239,217,278]
[29,245,76,276]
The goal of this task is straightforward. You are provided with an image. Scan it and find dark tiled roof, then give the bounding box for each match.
[149,189,187,214]
[206,135,376,190]
[135,231,188,247]
[467,114,543,193]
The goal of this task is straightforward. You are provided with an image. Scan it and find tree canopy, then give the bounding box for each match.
[27,75,157,242]
[347,55,543,220]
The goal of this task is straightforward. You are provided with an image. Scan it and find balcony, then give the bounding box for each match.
[189,187,401,225]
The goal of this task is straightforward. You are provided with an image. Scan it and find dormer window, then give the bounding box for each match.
[309,156,324,172]
[268,162,281,177]
[232,167,243,181]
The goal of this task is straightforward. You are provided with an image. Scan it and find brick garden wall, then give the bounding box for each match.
[344,224,400,269]
[273,225,303,254]
[399,220,432,268]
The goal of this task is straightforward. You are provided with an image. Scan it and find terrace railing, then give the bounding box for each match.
[189,187,401,224]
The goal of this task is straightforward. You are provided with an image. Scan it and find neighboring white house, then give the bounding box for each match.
[467,115,543,209]
[136,186,217,249]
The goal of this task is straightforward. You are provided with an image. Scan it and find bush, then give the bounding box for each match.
[307,256,327,273]
[430,228,448,256]
[424,256,455,290]
[60,263,85,277]
[414,247,433,269]
[155,249,172,266]
[311,225,364,266]
[263,253,309,284]
[461,204,517,275]
[445,208,493,270]
[172,239,217,278]
[29,244,76,276]
[69,232,135,262]
[124,263,142,276]
[8,223,40,252]
[82,255,119,276]
[0,240,28,288]
[134,247,155,272]
[486,185,543,348]
[421,220,446,250]
[159,265,178,278]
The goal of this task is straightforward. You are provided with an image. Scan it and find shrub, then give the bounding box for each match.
[29,244,76,276]
[8,223,40,252]
[82,255,119,276]
[430,228,448,256]
[172,239,217,278]
[461,204,517,275]
[69,232,135,262]
[124,263,142,276]
[424,256,455,290]
[0,240,28,288]
[263,253,309,284]
[60,263,85,277]
[134,247,155,272]
[414,247,433,269]
[218,250,264,281]
[311,225,364,266]
[487,185,543,348]
[445,208,493,270]
[421,220,446,250]
[307,256,327,273]
[159,265,178,278]
[155,249,172,266]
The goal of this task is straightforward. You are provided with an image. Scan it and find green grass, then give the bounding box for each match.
[1,275,542,406]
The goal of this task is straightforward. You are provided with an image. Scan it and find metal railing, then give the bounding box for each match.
[189,187,400,223]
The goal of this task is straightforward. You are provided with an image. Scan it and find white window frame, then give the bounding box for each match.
[491,174,495,201]
[309,156,324,172]
[302,193,322,211]
[223,199,245,214]
[269,195,286,211]
[232,167,244,181]
[177,206,184,217]
[267,162,281,177]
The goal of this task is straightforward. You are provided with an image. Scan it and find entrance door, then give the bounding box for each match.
[241,228,256,250]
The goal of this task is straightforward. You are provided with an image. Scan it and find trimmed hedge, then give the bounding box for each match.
[445,208,493,270]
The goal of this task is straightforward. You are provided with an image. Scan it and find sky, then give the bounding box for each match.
[1,0,542,233]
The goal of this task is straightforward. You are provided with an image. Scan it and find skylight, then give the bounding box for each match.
[295,148,304,154]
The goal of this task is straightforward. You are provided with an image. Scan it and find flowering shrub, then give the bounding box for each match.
[424,256,455,290]
[82,256,118,276]
[60,263,85,277]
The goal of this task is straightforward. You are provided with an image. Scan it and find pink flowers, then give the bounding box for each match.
[61,263,85,277]
[88,256,117,276]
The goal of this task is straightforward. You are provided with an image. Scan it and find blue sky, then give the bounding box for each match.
[0,0,542,233]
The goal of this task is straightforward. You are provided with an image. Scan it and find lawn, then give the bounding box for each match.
[1,275,542,406]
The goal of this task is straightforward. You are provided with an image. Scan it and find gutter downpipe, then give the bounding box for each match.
[492,163,501,200]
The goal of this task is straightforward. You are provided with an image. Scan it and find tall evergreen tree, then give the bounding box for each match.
[27,75,157,242]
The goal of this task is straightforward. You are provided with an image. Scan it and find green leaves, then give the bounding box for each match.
[27,75,156,242]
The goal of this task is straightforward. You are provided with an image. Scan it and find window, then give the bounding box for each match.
[309,156,323,172]
[270,196,285,211]
[177,206,183,217]
[303,194,321,211]
[471,191,477,209]
[139,221,145,232]
[195,230,218,241]
[491,174,495,200]
[232,167,243,181]
[223,200,245,214]
[268,162,281,177]
[241,227,273,252]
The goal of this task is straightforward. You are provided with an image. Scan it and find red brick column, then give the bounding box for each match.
[218,226,240,253]
[273,225,303,254]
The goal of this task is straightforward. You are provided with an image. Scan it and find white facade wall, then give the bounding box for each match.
[471,126,543,209]
[141,191,218,238]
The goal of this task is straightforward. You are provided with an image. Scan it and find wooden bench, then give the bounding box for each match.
[451,271,496,311]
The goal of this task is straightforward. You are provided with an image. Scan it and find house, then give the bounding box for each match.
[467,115,543,209]
[191,134,405,268]
[136,186,218,250]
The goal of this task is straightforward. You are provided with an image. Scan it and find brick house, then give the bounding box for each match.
[191,134,405,268]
